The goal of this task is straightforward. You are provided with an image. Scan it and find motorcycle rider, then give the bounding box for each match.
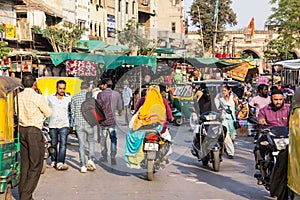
[256,89,290,198]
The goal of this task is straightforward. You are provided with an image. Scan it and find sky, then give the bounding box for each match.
[185,0,273,31]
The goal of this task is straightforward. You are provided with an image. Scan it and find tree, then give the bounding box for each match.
[267,0,300,57]
[264,38,296,61]
[0,24,12,60]
[117,19,154,55]
[39,22,86,52]
[189,0,237,52]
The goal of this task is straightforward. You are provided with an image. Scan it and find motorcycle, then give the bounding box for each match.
[248,117,289,192]
[41,123,56,174]
[125,123,172,181]
[140,126,171,181]
[191,111,225,172]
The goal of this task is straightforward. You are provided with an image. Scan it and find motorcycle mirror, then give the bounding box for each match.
[247,116,259,124]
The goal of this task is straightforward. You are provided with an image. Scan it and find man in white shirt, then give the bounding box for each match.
[47,80,71,170]
[122,80,132,125]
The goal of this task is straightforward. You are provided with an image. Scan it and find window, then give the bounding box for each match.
[90,0,93,4]
[89,22,92,32]
[126,2,128,14]
[171,22,176,33]
[118,0,121,12]
[78,20,86,31]
[99,24,101,37]
[142,0,149,6]
[94,23,97,36]
[132,1,135,15]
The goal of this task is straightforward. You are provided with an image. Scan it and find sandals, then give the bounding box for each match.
[56,163,68,170]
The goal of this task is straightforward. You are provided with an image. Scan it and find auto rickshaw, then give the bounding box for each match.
[171,83,194,125]
[36,76,83,98]
[288,87,300,199]
[0,76,22,199]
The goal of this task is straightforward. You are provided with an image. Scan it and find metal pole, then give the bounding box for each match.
[212,14,218,57]
[197,6,205,54]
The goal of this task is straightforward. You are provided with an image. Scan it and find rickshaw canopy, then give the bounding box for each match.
[0,76,22,98]
[288,87,300,196]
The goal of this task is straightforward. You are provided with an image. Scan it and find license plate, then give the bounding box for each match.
[144,143,159,151]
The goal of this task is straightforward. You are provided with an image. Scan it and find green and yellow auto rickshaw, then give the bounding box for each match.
[0,76,22,199]
[288,87,300,200]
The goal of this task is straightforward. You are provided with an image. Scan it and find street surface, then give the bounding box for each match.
[13,116,271,200]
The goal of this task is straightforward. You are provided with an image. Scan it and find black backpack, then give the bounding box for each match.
[81,92,106,126]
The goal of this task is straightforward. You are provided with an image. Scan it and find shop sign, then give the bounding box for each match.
[5,24,16,39]
[107,15,115,38]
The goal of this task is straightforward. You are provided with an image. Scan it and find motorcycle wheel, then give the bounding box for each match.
[0,183,12,200]
[147,160,155,181]
[175,117,183,126]
[189,112,198,130]
[212,150,220,172]
[41,159,47,174]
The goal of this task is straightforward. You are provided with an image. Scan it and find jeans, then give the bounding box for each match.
[76,124,95,166]
[100,126,117,158]
[124,106,131,125]
[49,127,69,164]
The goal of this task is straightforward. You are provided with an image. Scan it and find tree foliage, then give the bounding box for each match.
[189,0,237,52]
[41,22,86,52]
[267,0,300,51]
[264,38,296,61]
[117,19,153,55]
[0,24,12,60]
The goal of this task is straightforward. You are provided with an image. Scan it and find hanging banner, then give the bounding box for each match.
[5,24,16,39]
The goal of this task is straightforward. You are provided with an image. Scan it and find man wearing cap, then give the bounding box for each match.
[257,89,290,128]
[254,89,290,188]
[122,80,132,125]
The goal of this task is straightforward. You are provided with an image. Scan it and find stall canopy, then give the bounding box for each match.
[49,53,157,72]
[155,48,175,54]
[186,57,219,67]
[275,59,300,69]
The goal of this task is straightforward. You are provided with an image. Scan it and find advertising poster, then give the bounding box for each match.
[107,15,115,38]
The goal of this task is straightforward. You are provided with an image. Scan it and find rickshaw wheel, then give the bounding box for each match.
[0,184,12,200]
[175,117,183,126]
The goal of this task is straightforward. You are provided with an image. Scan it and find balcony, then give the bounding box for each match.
[138,0,153,15]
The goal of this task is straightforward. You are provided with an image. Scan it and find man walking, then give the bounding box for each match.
[122,80,132,125]
[17,74,52,200]
[97,78,123,165]
[71,81,96,173]
[47,80,71,170]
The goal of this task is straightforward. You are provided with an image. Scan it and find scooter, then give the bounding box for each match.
[139,124,171,181]
[191,111,225,172]
[248,117,289,193]
[171,108,184,126]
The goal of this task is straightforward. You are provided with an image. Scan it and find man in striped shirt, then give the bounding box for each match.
[17,74,52,200]
[71,81,96,173]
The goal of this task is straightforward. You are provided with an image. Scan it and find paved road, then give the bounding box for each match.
[13,118,271,200]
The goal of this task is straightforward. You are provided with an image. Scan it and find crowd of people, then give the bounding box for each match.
[15,72,295,200]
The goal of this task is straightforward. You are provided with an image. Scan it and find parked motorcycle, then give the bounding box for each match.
[191,111,225,172]
[248,117,289,192]
[139,125,171,181]
[41,124,56,174]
